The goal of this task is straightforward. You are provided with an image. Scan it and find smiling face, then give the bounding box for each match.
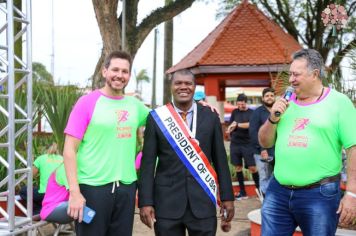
[289,58,317,95]
[102,58,131,96]
[171,72,196,110]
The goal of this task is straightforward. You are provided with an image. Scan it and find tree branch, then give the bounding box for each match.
[131,0,195,56]
[347,0,356,16]
[329,38,356,72]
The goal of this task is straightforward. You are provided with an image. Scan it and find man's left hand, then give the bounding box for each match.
[220,200,234,222]
[337,193,356,225]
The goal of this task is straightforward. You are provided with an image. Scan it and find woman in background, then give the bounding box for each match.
[20,143,63,214]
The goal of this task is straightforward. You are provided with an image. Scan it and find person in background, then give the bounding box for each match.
[20,143,63,214]
[139,69,234,235]
[40,164,72,224]
[259,48,356,235]
[226,93,259,200]
[193,90,206,102]
[63,51,149,236]
[249,88,275,197]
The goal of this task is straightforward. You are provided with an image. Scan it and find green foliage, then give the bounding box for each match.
[35,84,82,154]
[0,88,40,155]
[135,69,150,93]
[32,62,54,85]
[216,0,242,19]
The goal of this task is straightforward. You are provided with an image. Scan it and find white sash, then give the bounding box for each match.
[151,103,218,205]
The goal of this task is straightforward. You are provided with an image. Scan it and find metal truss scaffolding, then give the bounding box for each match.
[0,0,36,235]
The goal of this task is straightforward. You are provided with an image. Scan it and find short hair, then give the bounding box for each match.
[103,51,132,70]
[262,88,275,97]
[292,49,325,79]
[47,143,58,155]
[170,69,196,84]
[236,93,247,102]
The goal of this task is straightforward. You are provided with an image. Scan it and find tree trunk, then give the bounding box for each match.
[91,0,121,89]
[163,0,174,104]
[91,51,105,89]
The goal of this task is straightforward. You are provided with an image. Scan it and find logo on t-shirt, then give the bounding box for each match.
[116,110,132,138]
[292,118,310,133]
[116,110,129,123]
[288,118,310,148]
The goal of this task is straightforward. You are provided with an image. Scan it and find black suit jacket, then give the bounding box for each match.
[138,103,234,219]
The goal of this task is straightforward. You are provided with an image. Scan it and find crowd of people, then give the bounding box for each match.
[26,48,355,236]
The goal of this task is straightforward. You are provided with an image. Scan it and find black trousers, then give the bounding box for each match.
[75,181,137,236]
[154,202,217,236]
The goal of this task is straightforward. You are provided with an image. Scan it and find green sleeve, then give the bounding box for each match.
[338,96,356,148]
[33,154,45,169]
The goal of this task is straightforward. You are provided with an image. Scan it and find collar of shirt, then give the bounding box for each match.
[173,102,195,128]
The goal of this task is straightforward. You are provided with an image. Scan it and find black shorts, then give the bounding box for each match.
[230,145,256,167]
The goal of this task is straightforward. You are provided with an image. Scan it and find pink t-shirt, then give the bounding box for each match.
[135,152,142,170]
[40,172,69,220]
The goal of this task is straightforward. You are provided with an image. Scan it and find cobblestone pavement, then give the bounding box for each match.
[39,197,261,236]
[133,196,261,236]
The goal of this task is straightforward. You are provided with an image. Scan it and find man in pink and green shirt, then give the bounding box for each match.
[63,51,149,236]
[259,49,356,235]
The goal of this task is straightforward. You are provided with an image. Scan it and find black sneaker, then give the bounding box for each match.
[235,192,248,200]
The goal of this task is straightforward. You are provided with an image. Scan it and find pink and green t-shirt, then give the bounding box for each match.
[275,88,356,186]
[40,164,68,220]
[33,154,63,193]
[64,90,149,186]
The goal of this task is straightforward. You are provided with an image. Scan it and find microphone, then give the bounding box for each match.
[275,86,295,117]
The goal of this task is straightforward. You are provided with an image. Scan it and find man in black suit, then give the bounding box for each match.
[138,69,234,236]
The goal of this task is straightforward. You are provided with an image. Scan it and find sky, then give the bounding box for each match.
[31,0,222,105]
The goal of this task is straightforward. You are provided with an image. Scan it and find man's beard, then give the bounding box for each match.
[263,101,274,108]
[107,79,126,93]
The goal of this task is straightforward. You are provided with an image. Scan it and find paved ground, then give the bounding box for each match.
[40,197,261,235]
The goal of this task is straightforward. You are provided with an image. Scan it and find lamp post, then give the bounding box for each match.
[121,0,126,51]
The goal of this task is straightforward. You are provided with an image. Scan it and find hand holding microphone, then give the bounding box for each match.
[274,86,295,117]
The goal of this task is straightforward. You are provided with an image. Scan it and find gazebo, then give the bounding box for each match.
[167,0,301,116]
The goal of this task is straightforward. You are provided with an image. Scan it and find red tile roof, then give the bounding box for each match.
[167,1,301,73]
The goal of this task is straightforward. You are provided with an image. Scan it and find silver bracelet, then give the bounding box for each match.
[345,191,356,198]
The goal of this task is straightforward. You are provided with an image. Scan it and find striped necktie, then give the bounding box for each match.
[180,111,188,124]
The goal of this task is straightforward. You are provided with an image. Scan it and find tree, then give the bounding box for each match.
[33,62,54,85]
[217,0,356,89]
[36,84,82,153]
[91,0,196,89]
[135,69,150,94]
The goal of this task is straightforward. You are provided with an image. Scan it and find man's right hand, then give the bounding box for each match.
[140,206,156,229]
[270,97,289,120]
[226,121,237,134]
[67,190,86,222]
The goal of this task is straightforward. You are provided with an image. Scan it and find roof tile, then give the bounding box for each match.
[168,1,301,73]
